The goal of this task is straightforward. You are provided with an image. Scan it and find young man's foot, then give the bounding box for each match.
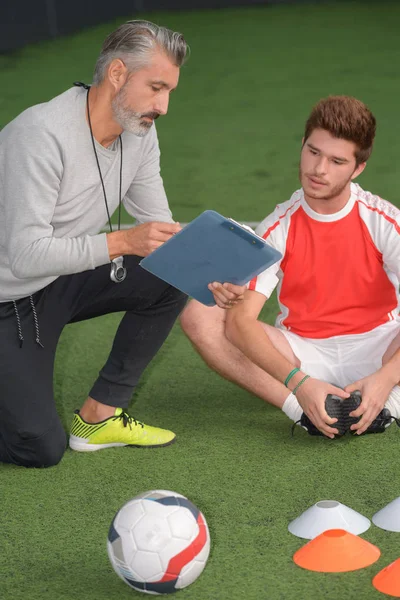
[294,390,400,438]
[344,391,400,435]
[292,394,346,438]
[341,391,363,432]
[69,408,176,452]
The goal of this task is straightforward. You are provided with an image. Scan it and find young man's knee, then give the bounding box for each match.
[180,301,224,342]
[6,424,67,468]
[180,301,205,338]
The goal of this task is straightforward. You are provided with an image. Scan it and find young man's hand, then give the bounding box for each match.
[208,282,246,309]
[344,370,396,434]
[295,378,350,438]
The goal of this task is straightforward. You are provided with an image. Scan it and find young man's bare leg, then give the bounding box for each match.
[180,299,303,421]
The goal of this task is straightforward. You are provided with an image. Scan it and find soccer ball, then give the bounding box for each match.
[107,490,210,594]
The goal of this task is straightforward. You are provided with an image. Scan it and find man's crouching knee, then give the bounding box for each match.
[6,422,67,468]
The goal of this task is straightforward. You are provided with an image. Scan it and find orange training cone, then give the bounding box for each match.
[293,529,380,573]
[373,558,400,597]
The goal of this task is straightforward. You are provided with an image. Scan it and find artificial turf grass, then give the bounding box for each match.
[2,313,400,600]
[2,2,400,598]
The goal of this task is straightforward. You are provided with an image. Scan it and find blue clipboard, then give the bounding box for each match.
[139,210,282,306]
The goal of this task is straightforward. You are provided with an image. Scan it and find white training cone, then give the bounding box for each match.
[372,497,400,532]
[288,500,371,540]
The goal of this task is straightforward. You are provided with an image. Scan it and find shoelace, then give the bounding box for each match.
[381,414,400,428]
[291,420,302,437]
[113,410,144,430]
[290,417,322,437]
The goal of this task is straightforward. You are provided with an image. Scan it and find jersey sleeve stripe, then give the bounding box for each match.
[358,199,400,234]
[249,198,300,289]
[248,277,257,291]
[262,221,279,240]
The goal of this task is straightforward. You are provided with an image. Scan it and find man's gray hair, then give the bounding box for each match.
[93,20,188,85]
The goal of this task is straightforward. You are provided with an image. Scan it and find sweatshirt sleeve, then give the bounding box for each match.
[3,123,110,279]
[122,125,174,224]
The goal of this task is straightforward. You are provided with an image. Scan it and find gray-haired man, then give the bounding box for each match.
[0,20,243,468]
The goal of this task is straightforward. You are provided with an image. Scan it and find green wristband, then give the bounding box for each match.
[292,374,310,396]
[284,368,300,388]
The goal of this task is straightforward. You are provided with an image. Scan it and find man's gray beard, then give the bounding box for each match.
[112,95,152,138]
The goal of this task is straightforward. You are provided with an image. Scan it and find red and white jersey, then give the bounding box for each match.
[249,183,400,339]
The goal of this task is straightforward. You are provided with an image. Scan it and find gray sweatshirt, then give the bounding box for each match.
[0,86,173,302]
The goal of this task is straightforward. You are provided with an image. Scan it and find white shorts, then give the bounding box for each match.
[279,319,400,389]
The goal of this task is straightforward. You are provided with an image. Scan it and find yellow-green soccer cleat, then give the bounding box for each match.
[69,408,176,452]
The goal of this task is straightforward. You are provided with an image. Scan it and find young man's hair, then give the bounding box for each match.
[93,20,188,85]
[303,96,376,166]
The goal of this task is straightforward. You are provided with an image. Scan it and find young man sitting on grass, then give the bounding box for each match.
[181,95,400,439]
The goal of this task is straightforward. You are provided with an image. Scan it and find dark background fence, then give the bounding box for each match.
[1,0,331,53]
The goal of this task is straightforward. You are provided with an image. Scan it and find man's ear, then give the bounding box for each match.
[107,59,128,93]
[351,161,367,180]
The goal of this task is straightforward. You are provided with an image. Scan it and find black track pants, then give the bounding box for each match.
[0,256,187,468]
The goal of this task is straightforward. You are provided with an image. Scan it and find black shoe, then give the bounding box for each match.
[292,394,345,438]
[345,390,400,435]
[342,390,363,432]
